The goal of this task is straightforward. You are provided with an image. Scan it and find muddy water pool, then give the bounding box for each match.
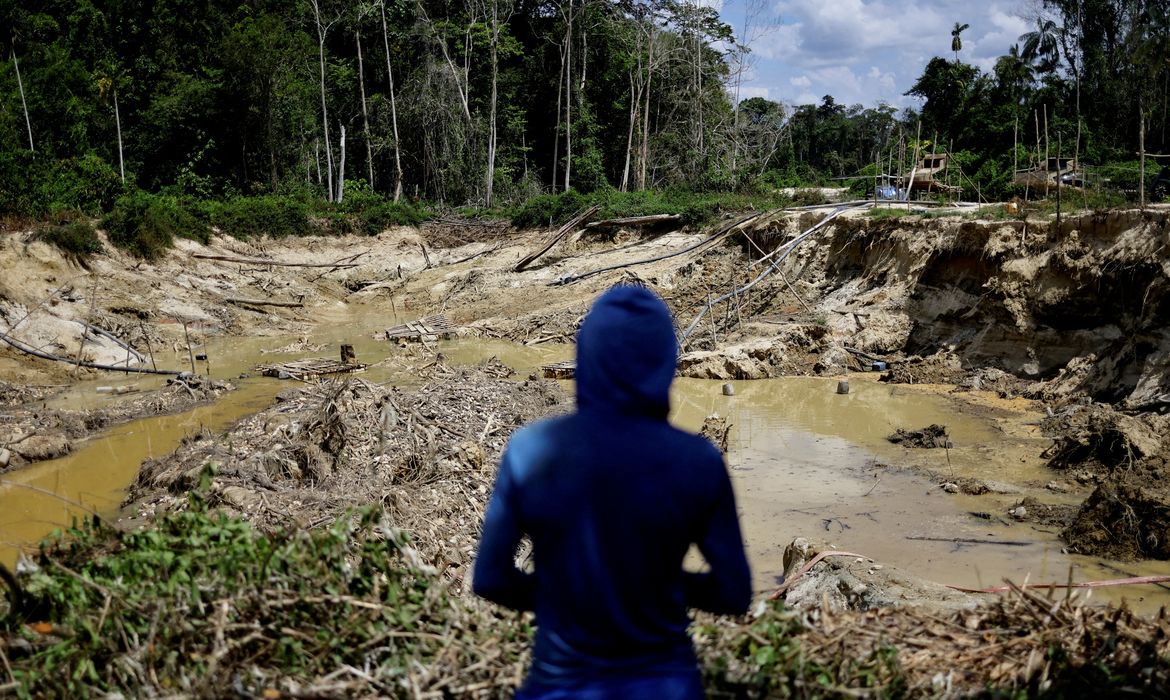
[4,304,1169,612]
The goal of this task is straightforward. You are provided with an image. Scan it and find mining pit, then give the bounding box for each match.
[3,203,1170,692]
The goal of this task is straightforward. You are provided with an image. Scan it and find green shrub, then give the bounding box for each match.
[35,220,104,261]
[38,154,125,216]
[510,190,587,228]
[102,192,207,259]
[359,202,428,235]
[4,501,445,696]
[210,196,311,239]
[866,207,906,220]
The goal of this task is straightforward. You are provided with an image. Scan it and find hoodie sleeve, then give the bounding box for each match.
[684,457,752,615]
[472,446,536,611]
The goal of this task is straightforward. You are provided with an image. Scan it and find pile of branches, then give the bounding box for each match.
[126,363,567,592]
[698,586,1170,697]
[422,217,511,249]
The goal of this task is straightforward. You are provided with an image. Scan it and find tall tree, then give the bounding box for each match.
[379,0,405,201]
[309,0,338,201]
[951,22,970,63]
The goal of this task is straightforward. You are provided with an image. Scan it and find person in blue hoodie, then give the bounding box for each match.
[473,285,752,699]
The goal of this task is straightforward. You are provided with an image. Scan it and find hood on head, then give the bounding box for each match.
[575,285,677,418]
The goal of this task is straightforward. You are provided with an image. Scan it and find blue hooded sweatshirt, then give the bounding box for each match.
[473,286,752,695]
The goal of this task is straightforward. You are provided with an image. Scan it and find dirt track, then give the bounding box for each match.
[3,205,1170,572]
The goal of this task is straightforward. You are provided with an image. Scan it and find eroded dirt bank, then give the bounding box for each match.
[4,209,1170,559]
[3,208,1170,695]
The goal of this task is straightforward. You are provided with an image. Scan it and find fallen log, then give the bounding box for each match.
[514,204,602,272]
[77,321,146,363]
[192,253,360,269]
[550,210,766,287]
[583,213,681,229]
[906,536,1030,547]
[225,297,305,308]
[0,330,181,375]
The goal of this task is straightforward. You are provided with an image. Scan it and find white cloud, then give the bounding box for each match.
[736,85,772,100]
[718,0,1031,108]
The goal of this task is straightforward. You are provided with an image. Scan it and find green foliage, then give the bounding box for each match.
[3,502,450,696]
[358,202,429,235]
[36,155,125,216]
[101,192,208,259]
[866,207,908,220]
[208,196,311,239]
[700,601,906,696]
[0,152,124,218]
[34,220,104,261]
[509,188,792,230]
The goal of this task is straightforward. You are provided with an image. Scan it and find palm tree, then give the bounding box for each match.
[995,45,1034,106]
[1020,17,1061,74]
[950,22,969,63]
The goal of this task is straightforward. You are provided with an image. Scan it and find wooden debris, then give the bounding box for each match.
[192,253,362,268]
[541,360,576,379]
[514,204,602,272]
[383,316,458,343]
[225,297,305,309]
[255,358,369,381]
[583,213,682,229]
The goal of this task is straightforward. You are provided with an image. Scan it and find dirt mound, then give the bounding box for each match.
[887,424,951,449]
[126,366,569,588]
[1040,404,1170,559]
[1063,471,1170,560]
[879,352,966,385]
[1042,404,1168,476]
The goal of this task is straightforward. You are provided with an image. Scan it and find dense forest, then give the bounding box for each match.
[1,0,1168,223]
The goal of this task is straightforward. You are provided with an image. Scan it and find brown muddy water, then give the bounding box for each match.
[3,303,1170,613]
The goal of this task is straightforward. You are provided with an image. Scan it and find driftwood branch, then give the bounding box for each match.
[583,213,681,229]
[225,297,305,309]
[905,536,1031,547]
[513,204,602,272]
[192,253,360,269]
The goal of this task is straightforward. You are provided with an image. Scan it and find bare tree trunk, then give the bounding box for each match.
[621,71,638,192]
[552,35,565,190]
[310,0,335,201]
[485,0,499,207]
[638,27,655,191]
[563,0,573,192]
[1140,96,1146,208]
[380,2,404,202]
[337,125,347,203]
[356,29,375,188]
[11,46,33,154]
[114,86,125,183]
[314,138,322,183]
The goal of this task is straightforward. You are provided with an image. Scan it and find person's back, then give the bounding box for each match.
[473,286,752,699]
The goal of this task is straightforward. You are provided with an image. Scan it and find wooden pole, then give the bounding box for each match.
[182,321,197,375]
[139,320,158,371]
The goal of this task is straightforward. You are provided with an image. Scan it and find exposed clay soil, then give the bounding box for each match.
[4,205,1170,574]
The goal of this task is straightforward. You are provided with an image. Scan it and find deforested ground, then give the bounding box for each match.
[3,203,1170,696]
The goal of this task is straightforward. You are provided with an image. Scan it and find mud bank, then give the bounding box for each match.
[4,210,1170,562]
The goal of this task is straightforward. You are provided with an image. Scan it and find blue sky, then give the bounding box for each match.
[714,0,1039,110]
